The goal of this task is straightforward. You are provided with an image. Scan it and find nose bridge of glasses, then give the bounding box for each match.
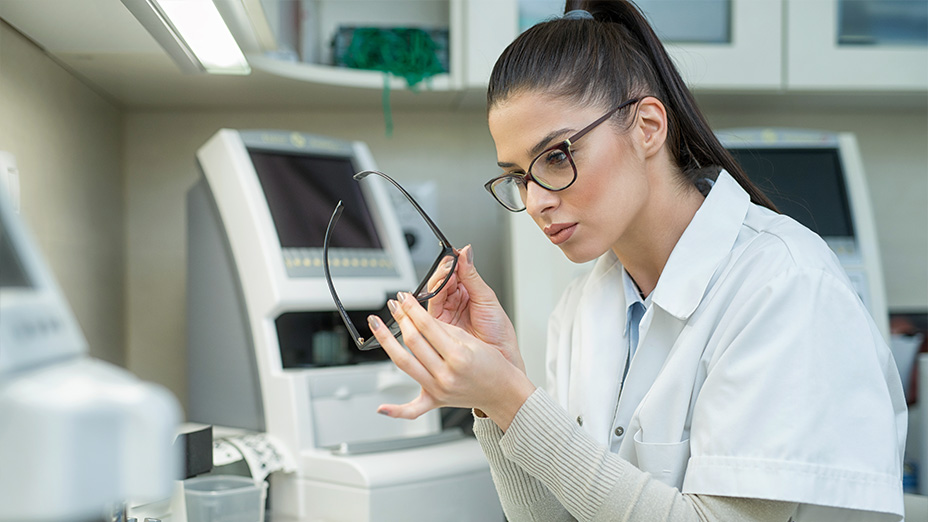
[523,176,561,213]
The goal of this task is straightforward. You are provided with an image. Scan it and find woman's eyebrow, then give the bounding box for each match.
[529,128,572,157]
[498,127,574,169]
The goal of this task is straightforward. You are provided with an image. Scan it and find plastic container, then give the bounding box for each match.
[184,475,267,522]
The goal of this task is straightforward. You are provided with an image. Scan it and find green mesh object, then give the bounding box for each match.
[336,27,448,136]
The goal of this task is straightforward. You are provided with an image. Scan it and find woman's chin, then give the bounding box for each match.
[558,244,603,265]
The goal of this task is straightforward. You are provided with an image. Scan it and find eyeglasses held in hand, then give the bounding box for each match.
[323,170,458,351]
[484,98,640,212]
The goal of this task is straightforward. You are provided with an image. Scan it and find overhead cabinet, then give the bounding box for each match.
[785,0,928,91]
[247,0,926,94]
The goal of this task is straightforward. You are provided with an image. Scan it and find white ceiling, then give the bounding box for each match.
[0,0,475,110]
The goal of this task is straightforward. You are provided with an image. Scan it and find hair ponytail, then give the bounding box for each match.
[489,0,778,211]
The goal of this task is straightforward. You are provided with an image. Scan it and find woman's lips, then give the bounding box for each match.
[544,223,577,245]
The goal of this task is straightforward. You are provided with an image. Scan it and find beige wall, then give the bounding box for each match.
[0,20,125,365]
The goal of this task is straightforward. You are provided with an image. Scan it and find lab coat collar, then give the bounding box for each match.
[650,170,750,320]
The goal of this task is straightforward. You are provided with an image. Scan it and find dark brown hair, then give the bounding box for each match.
[487,0,777,211]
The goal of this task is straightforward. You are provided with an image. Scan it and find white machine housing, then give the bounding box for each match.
[0,184,180,521]
[188,129,501,521]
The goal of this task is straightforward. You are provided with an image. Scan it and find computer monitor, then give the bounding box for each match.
[248,144,398,281]
[717,128,889,341]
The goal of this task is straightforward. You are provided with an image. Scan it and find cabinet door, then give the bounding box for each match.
[662,0,783,90]
[786,0,928,90]
[460,0,518,88]
[508,0,783,91]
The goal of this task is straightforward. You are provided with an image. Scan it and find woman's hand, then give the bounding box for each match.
[368,291,536,430]
[424,245,525,373]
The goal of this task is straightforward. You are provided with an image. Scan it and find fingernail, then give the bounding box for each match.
[387,300,398,314]
[466,245,474,264]
[377,407,390,416]
[397,291,411,303]
[367,315,381,331]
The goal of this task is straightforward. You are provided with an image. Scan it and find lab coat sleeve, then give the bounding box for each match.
[683,267,906,520]
[498,389,798,522]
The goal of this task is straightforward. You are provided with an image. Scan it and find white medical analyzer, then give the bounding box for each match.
[187,129,502,521]
[0,183,180,521]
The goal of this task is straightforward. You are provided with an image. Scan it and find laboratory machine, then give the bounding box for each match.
[0,183,180,521]
[186,129,502,521]
[716,128,890,341]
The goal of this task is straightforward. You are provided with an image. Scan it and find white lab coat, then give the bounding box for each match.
[546,170,907,521]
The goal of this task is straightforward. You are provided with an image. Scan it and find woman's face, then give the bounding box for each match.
[488,92,652,264]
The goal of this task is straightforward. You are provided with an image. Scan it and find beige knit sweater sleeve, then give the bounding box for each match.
[473,389,797,522]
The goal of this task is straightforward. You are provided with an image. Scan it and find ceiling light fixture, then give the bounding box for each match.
[121,0,252,75]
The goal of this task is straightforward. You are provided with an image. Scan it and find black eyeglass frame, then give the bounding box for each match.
[323,169,458,351]
[484,98,641,212]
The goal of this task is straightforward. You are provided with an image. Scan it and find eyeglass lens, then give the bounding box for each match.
[490,143,578,210]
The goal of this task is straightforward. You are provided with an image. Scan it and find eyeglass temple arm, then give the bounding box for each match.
[323,201,366,346]
[570,98,640,143]
[354,170,454,248]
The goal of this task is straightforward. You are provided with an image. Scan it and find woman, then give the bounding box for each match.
[366,1,906,520]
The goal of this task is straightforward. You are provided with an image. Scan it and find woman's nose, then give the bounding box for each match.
[524,180,558,216]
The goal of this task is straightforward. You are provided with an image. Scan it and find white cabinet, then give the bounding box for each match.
[786,0,928,91]
[461,0,518,88]
[663,0,782,90]
[244,0,925,96]
[506,0,783,91]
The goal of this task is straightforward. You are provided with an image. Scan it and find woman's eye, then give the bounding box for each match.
[544,149,568,167]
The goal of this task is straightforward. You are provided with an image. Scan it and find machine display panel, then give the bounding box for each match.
[249,149,383,250]
[728,147,855,238]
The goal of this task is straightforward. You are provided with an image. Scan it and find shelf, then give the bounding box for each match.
[248,54,456,91]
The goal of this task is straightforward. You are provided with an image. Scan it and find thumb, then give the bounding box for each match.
[455,245,495,303]
[377,393,437,420]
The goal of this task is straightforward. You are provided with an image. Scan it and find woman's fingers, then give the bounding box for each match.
[387,297,447,372]
[424,258,459,318]
[394,292,457,360]
[367,314,434,385]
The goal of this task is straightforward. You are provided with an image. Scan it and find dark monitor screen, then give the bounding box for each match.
[727,148,855,238]
[249,150,383,249]
[0,218,32,288]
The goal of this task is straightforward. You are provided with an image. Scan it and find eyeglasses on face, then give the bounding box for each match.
[484,97,640,212]
[323,169,458,351]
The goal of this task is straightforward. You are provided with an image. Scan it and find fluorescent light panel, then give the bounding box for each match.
[122,0,251,75]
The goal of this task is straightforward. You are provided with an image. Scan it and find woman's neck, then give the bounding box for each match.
[613,177,705,298]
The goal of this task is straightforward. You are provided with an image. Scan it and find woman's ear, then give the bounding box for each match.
[635,97,668,158]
